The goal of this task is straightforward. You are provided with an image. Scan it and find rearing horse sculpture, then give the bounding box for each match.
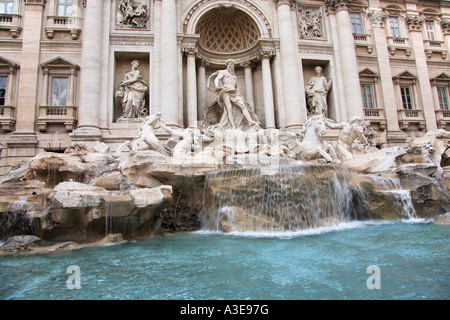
[295,115,337,162]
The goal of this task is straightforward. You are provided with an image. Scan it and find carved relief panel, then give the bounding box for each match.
[296,6,325,40]
[116,0,150,30]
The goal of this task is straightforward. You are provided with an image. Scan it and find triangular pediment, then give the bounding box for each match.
[431,73,450,81]
[0,56,19,69]
[41,57,79,69]
[359,68,379,78]
[393,70,418,80]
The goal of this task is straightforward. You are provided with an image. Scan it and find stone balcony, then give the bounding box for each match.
[0,13,21,38]
[36,105,77,132]
[423,40,447,59]
[0,105,15,132]
[435,109,450,129]
[44,16,82,40]
[363,108,386,130]
[387,37,412,56]
[397,109,426,130]
[353,33,373,54]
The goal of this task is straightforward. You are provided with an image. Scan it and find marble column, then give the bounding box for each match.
[152,0,162,114]
[328,0,365,119]
[407,16,438,131]
[197,59,208,123]
[274,0,306,129]
[369,9,406,143]
[72,0,104,139]
[241,61,255,112]
[259,52,276,129]
[185,48,198,128]
[160,0,179,127]
[7,0,45,153]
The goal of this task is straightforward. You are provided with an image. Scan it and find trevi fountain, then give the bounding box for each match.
[0,60,449,301]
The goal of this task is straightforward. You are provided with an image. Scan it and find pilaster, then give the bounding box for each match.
[326,0,365,120]
[70,0,104,141]
[407,14,438,131]
[7,0,46,154]
[369,9,406,143]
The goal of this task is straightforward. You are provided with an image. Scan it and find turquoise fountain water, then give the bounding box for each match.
[0,164,448,300]
[0,221,448,300]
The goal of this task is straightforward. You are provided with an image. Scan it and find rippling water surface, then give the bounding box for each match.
[0,220,448,300]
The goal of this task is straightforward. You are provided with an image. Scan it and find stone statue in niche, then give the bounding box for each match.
[115,60,149,119]
[305,66,332,117]
[204,59,260,131]
[298,8,323,39]
[117,0,149,28]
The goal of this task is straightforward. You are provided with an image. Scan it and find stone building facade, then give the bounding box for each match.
[0,0,449,175]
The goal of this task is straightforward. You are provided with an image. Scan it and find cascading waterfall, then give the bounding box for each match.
[366,175,417,219]
[201,164,420,233]
[105,198,114,236]
[201,164,359,232]
[0,197,37,240]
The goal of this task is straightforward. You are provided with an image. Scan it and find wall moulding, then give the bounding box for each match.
[109,34,154,47]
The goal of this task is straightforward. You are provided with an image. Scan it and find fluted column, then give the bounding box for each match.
[185,48,198,128]
[274,0,306,129]
[72,0,104,138]
[407,15,438,131]
[259,52,276,129]
[241,61,255,112]
[368,9,406,143]
[327,0,364,119]
[160,0,179,127]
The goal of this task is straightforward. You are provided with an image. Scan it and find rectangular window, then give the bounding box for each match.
[0,0,13,14]
[57,0,73,17]
[361,84,375,109]
[437,87,450,110]
[400,86,414,110]
[51,77,68,106]
[389,16,402,38]
[350,12,363,34]
[0,76,6,106]
[425,21,435,41]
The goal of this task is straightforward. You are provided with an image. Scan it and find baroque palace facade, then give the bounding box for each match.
[0,0,449,174]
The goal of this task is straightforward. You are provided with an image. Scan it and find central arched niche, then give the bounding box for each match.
[189,5,273,128]
[195,6,260,54]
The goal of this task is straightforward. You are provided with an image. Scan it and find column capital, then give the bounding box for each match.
[240,60,255,69]
[325,0,351,13]
[441,18,450,35]
[368,10,387,28]
[406,15,424,32]
[273,0,296,10]
[258,50,275,60]
[197,58,209,68]
[183,46,198,56]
